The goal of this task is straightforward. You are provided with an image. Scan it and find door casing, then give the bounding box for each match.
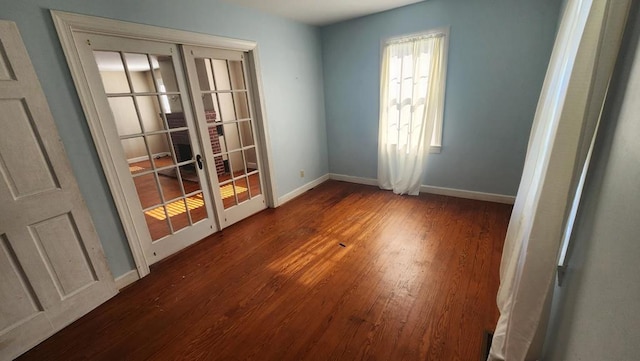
[52,10,277,279]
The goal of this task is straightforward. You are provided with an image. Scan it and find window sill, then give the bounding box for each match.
[429,145,442,154]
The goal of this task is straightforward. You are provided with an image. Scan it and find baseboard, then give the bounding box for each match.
[419,185,515,204]
[114,269,140,290]
[277,174,330,206]
[329,173,515,205]
[328,173,378,186]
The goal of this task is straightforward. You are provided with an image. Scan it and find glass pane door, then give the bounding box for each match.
[81,34,217,263]
[183,46,266,228]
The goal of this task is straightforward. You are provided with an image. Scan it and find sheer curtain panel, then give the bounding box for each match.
[378,34,445,195]
[489,0,631,359]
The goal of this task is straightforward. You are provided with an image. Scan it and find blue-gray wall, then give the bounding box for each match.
[0,0,563,278]
[543,4,640,359]
[0,0,328,277]
[320,0,561,195]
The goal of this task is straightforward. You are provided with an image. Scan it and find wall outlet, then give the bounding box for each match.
[299,170,305,178]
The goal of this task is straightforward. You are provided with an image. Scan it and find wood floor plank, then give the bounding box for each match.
[17,180,511,361]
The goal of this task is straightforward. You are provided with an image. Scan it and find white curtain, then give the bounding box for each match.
[489,0,631,360]
[378,35,444,195]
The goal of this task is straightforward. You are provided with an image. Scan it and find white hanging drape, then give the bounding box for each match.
[489,0,631,360]
[378,35,444,195]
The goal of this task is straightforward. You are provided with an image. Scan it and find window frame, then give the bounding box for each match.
[381,26,450,153]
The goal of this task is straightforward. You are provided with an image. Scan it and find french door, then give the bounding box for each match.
[183,46,267,228]
[74,33,217,264]
[72,32,270,266]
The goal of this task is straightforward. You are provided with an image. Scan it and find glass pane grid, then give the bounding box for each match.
[200,89,248,94]
[185,190,204,198]
[108,97,142,136]
[220,183,237,208]
[247,172,262,200]
[193,54,263,212]
[143,194,207,232]
[235,176,250,203]
[212,118,252,124]
[218,179,233,187]
[153,160,196,173]
[106,91,182,98]
[118,127,190,140]
[171,198,191,231]
[231,179,241,206]
[96,49,212,241]
[144,204,172,241]
[211,145,257,157]
[159,165,187,200]
[229,170,259,182]
[229,60,247,91]
[142,192,203,212]
[95,50,130,94]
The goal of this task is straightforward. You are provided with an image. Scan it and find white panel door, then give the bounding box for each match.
[0,21,117,360]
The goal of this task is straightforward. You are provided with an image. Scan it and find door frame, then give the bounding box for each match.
[52,10,278,278]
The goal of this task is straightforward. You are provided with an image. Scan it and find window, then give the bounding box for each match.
[382,29,448,152]
[377,28,448,195]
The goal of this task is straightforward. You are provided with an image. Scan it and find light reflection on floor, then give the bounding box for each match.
[145,194,204,220]
[220,184,247,199]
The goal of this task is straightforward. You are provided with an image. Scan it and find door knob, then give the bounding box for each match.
[196,154,203,169]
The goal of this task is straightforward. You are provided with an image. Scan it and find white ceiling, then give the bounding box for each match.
[224,0,425,26]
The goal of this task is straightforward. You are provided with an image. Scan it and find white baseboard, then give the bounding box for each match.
[277,174,330,206]
[419,185,515,204]
[114,269,140,290]
[329,173,378,186]
[329,173,515,205]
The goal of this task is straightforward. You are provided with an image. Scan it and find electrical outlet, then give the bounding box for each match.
[299,170,305,178]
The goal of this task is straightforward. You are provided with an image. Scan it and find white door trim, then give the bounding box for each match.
[51,10,278,277]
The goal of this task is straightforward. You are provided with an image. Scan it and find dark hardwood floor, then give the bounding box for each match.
[18,180,511,361]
